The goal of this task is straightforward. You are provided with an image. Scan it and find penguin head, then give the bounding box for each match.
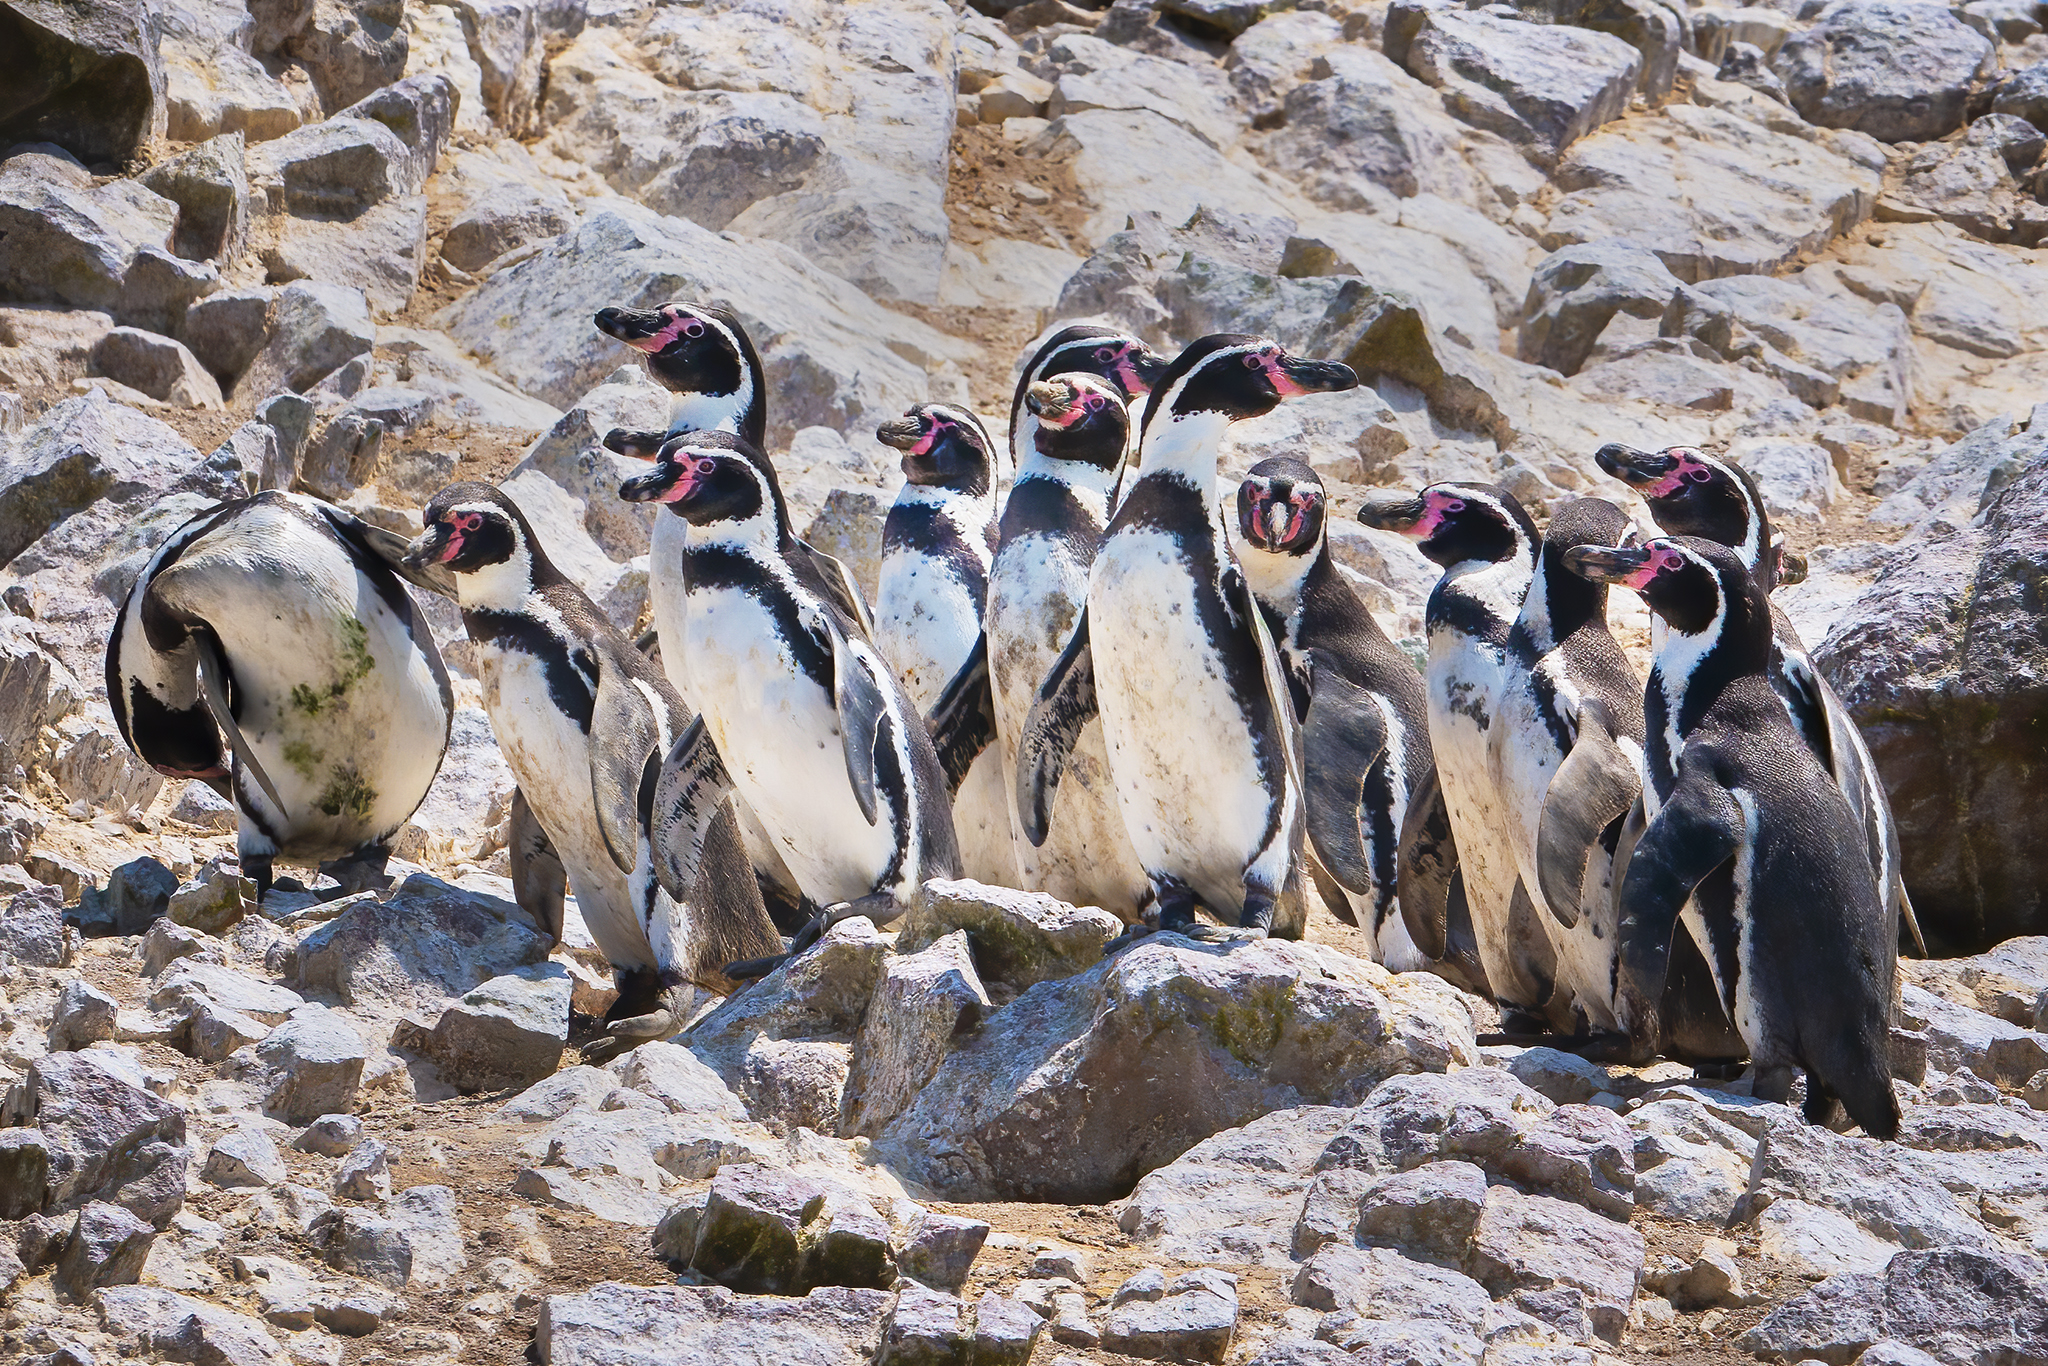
[1564,535,1771,656]
[1594,443,1776,587]
[1023,373,1130,470]
[618,430,788,538]
[1011,325,1169,435]
[1236,457,1326,558]
[875,403,997,494]
[1142,335,1359,440]
[408,482,553,604]
[1358,482,1537,571]
[593,301,766,448]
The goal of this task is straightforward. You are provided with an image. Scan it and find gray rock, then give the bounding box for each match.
[1900,983,2048,1086]
[296,1114,365,1158]
[99,1283,290,1363]
[1121,1107,1355,1268]
[140,133,251,264]
[1355,1160,1490,1265]
[89,328,222,408]
[842,931,989,1136]
[267,190,428,316]
[0,156,214,319]
[898,879,1124,997]
[167,858,252,935]
[339,74,457,194]
[310,1184,466,1290]
[1772,0,1994,143]
[0,882,71,966]
[1718,40,1791,103]
[1755,1199,1902,1279]
[1743,1114,1997,1249]
[295,872,551,1018]
[235,281,375,401]
[0,1,165,161]
[690,1163,825,1295]
[49,979,119,1051]
[91,857,180,936]
[203,1126,288,1188]
[1816,452,2048,951]
[1993,61,2048,130]
[1518,238,1684,376]
[1102,1268,1239,1362]
[1497,1104,1636,1220]
[897,1209,991,1293]
[333,1138,390,1201]
[1399,7,1640,165]
[416,964,571,1093]
[973,1292,1044,1365]
[443,183,574,273]
[882,1281,973,1363]
[2,1049,188,1228]
[54,1199,153,1295]
[179,288,276,391]
[185,999,270,1065]
[150,961,304,1026]
[879,937,1477,1202]
[535,1282,894,1366]
[1740,1247,2048,1364]
[222,1008,368,1124]
[504,368,667,560]
[1627,1092,1766,1225]
[1463,1185,1644,1343]
[254,0,409,114]
[0,1128,52,1218]
[1263,46,1475,205]
[608,1041,750,1120]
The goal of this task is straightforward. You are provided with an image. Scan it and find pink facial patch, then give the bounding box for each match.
[908,416,948,457]
[1623,542,1688,589]
[440,509,485,562]
[628,309,707,354]
[1643,447,1713,498]
[651,451,717,502]
[1409,489,1466,540]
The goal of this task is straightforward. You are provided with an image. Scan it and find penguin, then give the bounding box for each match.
[1007,324,1171,478]
[1564,535,1901,1138]
[872,401,1021,886]
[107,491,454,898]
[402,481,779,1058]
[1593,443,1924,958]
[592,299,871,932]
[1356,483,1563,1028]
[1018,335,1357,940]
[1231,456,1437,970]
[618,430,961,971]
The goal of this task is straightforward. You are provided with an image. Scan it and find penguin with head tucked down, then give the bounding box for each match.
[404,481,779,1058]
[1594,442,1923,958]
[620,430,960,975]
[1231,457,1437,970]
[108,492,455,899]
[1018,334,1357,941]
[1566,534,1901,1138]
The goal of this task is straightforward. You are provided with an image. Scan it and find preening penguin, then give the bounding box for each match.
[872,401,1021,886]
[404,482,778,1058]
[1595,442,1922,957]
[1566,535,1901,1138]
[1007,324,1171,474]
[1019,334,1357,941]
[1232,457,1436,970]
[619,430,960,973]
[108,492,454,897]
[1357,483,1559,1025]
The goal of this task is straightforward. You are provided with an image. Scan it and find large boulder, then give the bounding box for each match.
[0,148,213,322]
[1120,1106,1354,1268]
[0,1050,189,1229]
[1815,448,2048,951]
[295,873,552,1019]
[876,936,1478,1202]
[0,0,167,163]
[1262,46,1478,204]
[1740,1247,2048,1363]
[1772,0,1995,143]
[536,1282,893,1366]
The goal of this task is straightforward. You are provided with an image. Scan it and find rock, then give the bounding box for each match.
[338,74,457,194]
[167,858,252,935]
[442,182,573,273]
[1772,0,1993,143]
[1994,61,2048,129]
[0,157,216,325]
[1900,983,2048,1087]
[842,931,989,1136]
[179,288,276,392]
[89,328,223,409]
[0,1129,51,1219]
[333,1139,390,1201]
[158,0,301,145]
[1354,1160,1490,1265]
[0,882,71,966]
[1518,238,1683,376]
[505,368,667,560]
[0,0,166,162]
[2,1050,188,1228]
[878,936,1477,1201]
[221,1008,369,1124]
[235,281,375,401]
[295,872,551,1018]
[898,880,1124,997]
[882,1282,974,1363]
[89,857,180,936]
[535,1282,894,1366]
[1262,46,1476,205]
[1754,1199,1902,1279]
[99,1285,291,1363]
[1101,1267,1239,1363]
[1627,1091,1766,1225]
[267,191,429,316]
[1816,453,2048,951]
[54,1199,154,1295]
[1465,1184,1644,1342]
[1671,1237,1750,1310]
[1740,1247,2048,1364]
[897,1209,991,1293]
[150,962,304,1026]
[608,1041,749,1121]
[690,1164,825,1295]
[50,979,119,1051]
[203,1127,288,1189]
[1498,1104,1636,1220]
[1742,1114,1997,1249]
[1398,8,1640,165]
[973,1292,1045,1365]
[296,1115,364,1159]
[1120,1107,1354,1268]
[257,0,410,114]
[415,964,570,1093]
[140,133,252,263]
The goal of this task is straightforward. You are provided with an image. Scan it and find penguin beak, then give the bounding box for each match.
[620,453,713,505]
[1269,353,1359,398]
[604,428,669,460]
[875,416,926,451]
[1564,543,1657,589]
[401,522,455,570]
[1595,443,1675,490]
[1026,381,1077,426]
[1777,545,1810,587]
[1358,491,1428,535]
[595,305,695,355]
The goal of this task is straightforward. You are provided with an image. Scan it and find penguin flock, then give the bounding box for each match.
[105,307,1911,1138]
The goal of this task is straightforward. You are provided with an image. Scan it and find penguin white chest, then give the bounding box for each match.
[1425,630,1527,984]
[1089,529,1272,898]
[875,550,983,712]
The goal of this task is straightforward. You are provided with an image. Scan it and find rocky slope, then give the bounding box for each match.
[4,0,2048,1363]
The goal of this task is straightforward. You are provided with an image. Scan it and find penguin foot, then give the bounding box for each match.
[320,846,396,897]
[722,951,790,983]
[1102,924,1157,956]
[272,875,310,895]
[582,984,691,1063]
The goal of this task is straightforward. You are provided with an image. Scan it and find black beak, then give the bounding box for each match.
[594,306,662,342]
[1358,492,1426,532]
[1776,546,1809,587]
[1563,543,1651,585]
[619,463,685,503]
[1276,354,1359,395]
[875,416,924,451]
[1594,443,1671,488]
[401,523,450,570]
[1025,380,1072,421]
[605,428,668,459]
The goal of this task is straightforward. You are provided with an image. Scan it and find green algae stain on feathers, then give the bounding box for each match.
[283,740,326,781]
[317,763,377,821]
[289,617,379,718]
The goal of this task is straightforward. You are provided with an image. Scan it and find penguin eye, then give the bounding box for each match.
[1444,498,1466,513]
[1242,352,1262,369]
[681,318,706,338]
[1093,346,1115,363]
[1084,394,1104,412]
[1686,467,1712,484]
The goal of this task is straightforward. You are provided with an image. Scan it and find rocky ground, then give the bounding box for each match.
[6,0,2048,1363]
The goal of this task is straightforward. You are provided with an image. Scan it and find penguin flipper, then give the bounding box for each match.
[1224,563,1305,798]
[318,503,459,601]
[927,632,998,799]
[1609,792,1648,926]
[1395,766,1458,961]
[1536,696,1642,930]
[1016,607,1096,849]
[589,664,667,874]
[1616,761,1743,1039]
[800,538,877,639]
[827,624,887,828]
[649,716,739,906]
[508,787,567,946]
[1299,650,1388,896]
[193,631,287,817]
